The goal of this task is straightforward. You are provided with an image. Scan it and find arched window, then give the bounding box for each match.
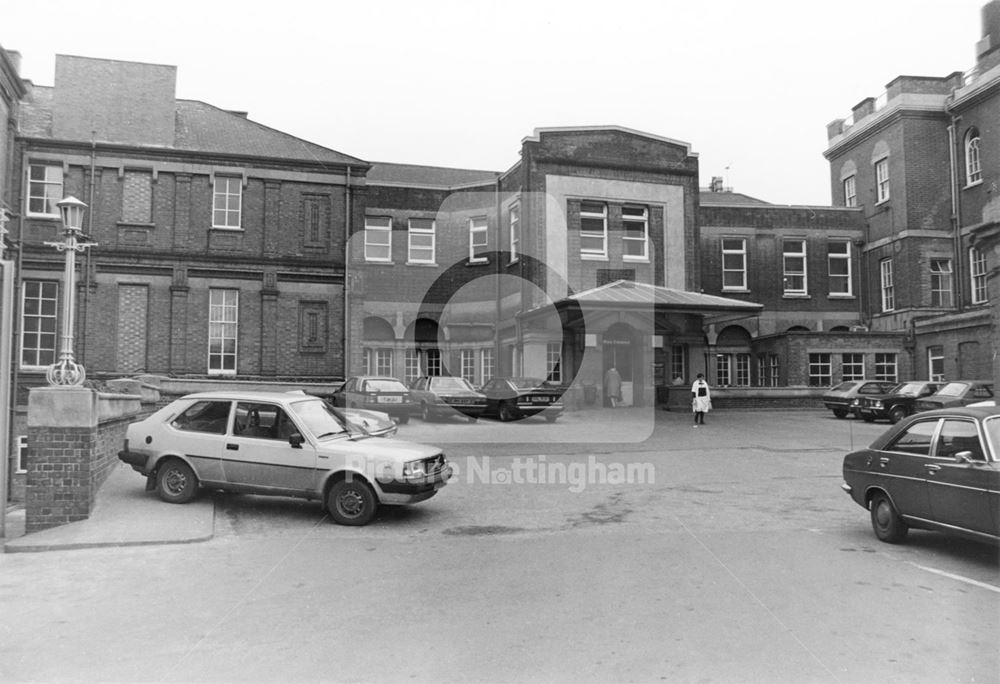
[965,128,982,185]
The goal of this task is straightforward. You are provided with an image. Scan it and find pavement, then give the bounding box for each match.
[2,461,215,553]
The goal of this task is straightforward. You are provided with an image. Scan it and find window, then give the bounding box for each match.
[27,164,63,217]
[880,258,894,312]
[21,280,58,368]
[364,348,392,376]
[234,402,295,441]
[303,196,328,247]
[937,419,985,461]
[408,218,436,264]
[843,175,857,207]
[970,247,988,304]
[622,205,648,261]
[171,400,232,435]
[404,349,420,385]
[888,420,937,457]
[827,241,852,296]
[122,170,152,223]
[469,217,488,263]
[425,348,441,376]
[874,353,898,382]
[208,289,238,375]
[670,344,686,383]
[927,346,945,381]
[965,129,982,185]
[722,238,747,290]
[808,353,832,387]
[734,354,751,387]
[213,177,242,229]
[460,349,476,383]
[364,216,392,262]
[783,239,807,295]
[546,342,562,383]
[841,353,864,381]
[766,354,780,387]
[16,435,27,473]
[929,258,953,307]
[874,158,890,203]
[480,348,495,385]
[716,353,750,386]
[509,204,520,263]
[716,354,731,386]
[579,201,607,259]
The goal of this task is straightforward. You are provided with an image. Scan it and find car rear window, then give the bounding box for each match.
[936,382,969,397]
[365,379,407,392]
[171,400,231,434]
[831,382,858,392]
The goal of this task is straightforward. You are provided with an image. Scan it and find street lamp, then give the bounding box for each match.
[43,196,96,387]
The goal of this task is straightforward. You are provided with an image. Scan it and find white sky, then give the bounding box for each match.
[2,0,988,205]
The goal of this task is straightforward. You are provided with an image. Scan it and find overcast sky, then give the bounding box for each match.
[3,0,988,205]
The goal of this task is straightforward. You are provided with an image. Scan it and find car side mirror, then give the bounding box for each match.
[289,433,304,449]
[954,450,975,464]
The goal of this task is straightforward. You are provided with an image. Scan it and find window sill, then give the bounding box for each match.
[581,254,609,262]
[964,179,983,190]
[874,198,890,207]
[26,213,61,222]
[117,221,156,229]
[364,259,394,265]
[467,259,490,266]
[827,294,856,299]
[406,261,439,267]
[782,293,811,299]
[210,226,245,232]
[622,256,650,264]
[722,288,750,294]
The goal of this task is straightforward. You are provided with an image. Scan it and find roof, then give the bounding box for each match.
[698,190,770,206]
[19,85,365,166]
[366,162,499,188]
[563,280,763,312]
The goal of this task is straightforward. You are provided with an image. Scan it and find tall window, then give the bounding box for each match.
[766,354,780,387]
[479,348,495,385]
[425,349,442,376]
[716,354,732,386]
[927,346,944,381]
[579,201,608,259]
[208,289,238,375]
[469,217,488,264]
[509,203,520,263]
[546,342,562,383]
[404,349,420,384]
[21,280,58,368]
[782,239,807,295]
[827,240,852,296]
[213,177,242,229]
[722,238,747,290]
[364,216,392,262]
[808,353,832,387]
[874,353,898,382]
[841,353,864,381]
[408,218,436,264]
[622,205,649,261]
[879,258,894,312]
[461,349,476,384]
[929,258,953,307]
[122,170,153,223]
[670,344,686,383]
[843,175,857,207]
[965,128,982,185]
[364,348,392,376]
[27,164,63,217]
[734,354,751,387]
[875,158,890,203]
[970,247,988,304]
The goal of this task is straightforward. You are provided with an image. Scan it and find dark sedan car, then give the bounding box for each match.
[842,406,1000,545]
[857,381,941,424]
[822,380,897,418]
[914,380,994,413]
[329,376,416,424]
[481,377,566,422]
[409,375,487,422]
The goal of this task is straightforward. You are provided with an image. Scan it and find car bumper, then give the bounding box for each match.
[435,404,486,418]
[360,401,417,416]
[378,464,454,497]
[118,448,150,473]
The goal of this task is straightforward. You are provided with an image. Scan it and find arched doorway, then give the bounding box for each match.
[603,323,637,406]
[362,316,395,377]
[403,317,441,382]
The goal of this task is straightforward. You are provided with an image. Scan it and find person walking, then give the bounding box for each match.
[604,366,622,408]
[691,372,711,427]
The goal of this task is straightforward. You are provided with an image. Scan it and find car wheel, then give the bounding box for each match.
[326,477,377,526]
[869,491,908,543]
[499,402,515,422]
[888,406,907,424]
[397,413,410,425]
[862,415,875,423]
[155,458,198,504]
[833,409,848,419]
[421,403,433,422]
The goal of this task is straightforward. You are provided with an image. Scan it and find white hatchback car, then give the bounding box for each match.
[118,391,452,525]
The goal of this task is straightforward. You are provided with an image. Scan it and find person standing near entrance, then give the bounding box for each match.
[691,373,711,426]
[604,366,622,408]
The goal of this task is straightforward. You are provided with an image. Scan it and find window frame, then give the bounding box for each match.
[965,128,982,186]
[880,258,895,312]
[509,203,520,263]
[460,349,476,384]
[927,346,945,382]
[208,288,239,376]
[875,157,890,203]
[479,348,495,386]
[721,238,748,291]
[468,216,489,264]
[782,239,808,296]
[874,353,898,383]
[621,204,649,262]
[20,280,59,369]
[212,176,243,229]
[579,200,608,260]
[841,353,865,381]
[929,258,953,308]
[827,240,852,297]
[970,247,988,305]
[843,175,857,208]
[364,216,393,263]
[26,163,64,218]
[404,349,420,385]
[546,342,562,383]
[407,218,436,265]
[808,353,833,387]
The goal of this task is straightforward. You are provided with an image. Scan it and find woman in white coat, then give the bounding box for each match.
[691,373,711,427]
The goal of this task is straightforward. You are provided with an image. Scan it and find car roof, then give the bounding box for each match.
[907,405,1000,419]
[179,390,322,403]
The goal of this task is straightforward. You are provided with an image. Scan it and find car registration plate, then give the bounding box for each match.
[379,396,402,403]
[531,396,551,404]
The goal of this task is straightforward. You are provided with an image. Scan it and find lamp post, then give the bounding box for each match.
[43,196,95,387]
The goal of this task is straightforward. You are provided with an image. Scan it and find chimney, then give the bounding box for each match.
[977,0,1000,62]
[710,177,724,192]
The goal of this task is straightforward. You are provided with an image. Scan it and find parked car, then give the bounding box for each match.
[480,377,566,422]
[856,381,942,424]
[822,380,897,418]
[409,376,487,422]
[118,391,452,525]
[842,405,999,545]
[329,376,416,424]
[914,380,995,412]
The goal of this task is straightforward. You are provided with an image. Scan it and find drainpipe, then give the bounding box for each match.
[343,165,352,381]
[948,115,964,312]
[81,135,96,365]
[494,174,502,379]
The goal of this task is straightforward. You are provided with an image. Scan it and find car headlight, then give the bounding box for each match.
[850,399,860,407]
[873,401,883,409]
[403,460,426,478]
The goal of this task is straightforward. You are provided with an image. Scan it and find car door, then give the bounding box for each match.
[877,417,940,524]
[167,399,230,484]
[926,417,997,536]
[222,401,319,494]
[333,378,355,407]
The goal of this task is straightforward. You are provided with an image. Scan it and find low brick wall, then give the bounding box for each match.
[25,386,146,534]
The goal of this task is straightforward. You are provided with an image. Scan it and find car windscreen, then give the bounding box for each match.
[289,398,349,439]
[894,382,924,396]
[364,379,407,392]
[984,416,1000,459]
[511,378,544,389]
[831,382,858,392]
[432,377,473,391]
[936,382,969,397]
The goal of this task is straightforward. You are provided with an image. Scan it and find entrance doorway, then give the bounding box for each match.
[603,323,636,406]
